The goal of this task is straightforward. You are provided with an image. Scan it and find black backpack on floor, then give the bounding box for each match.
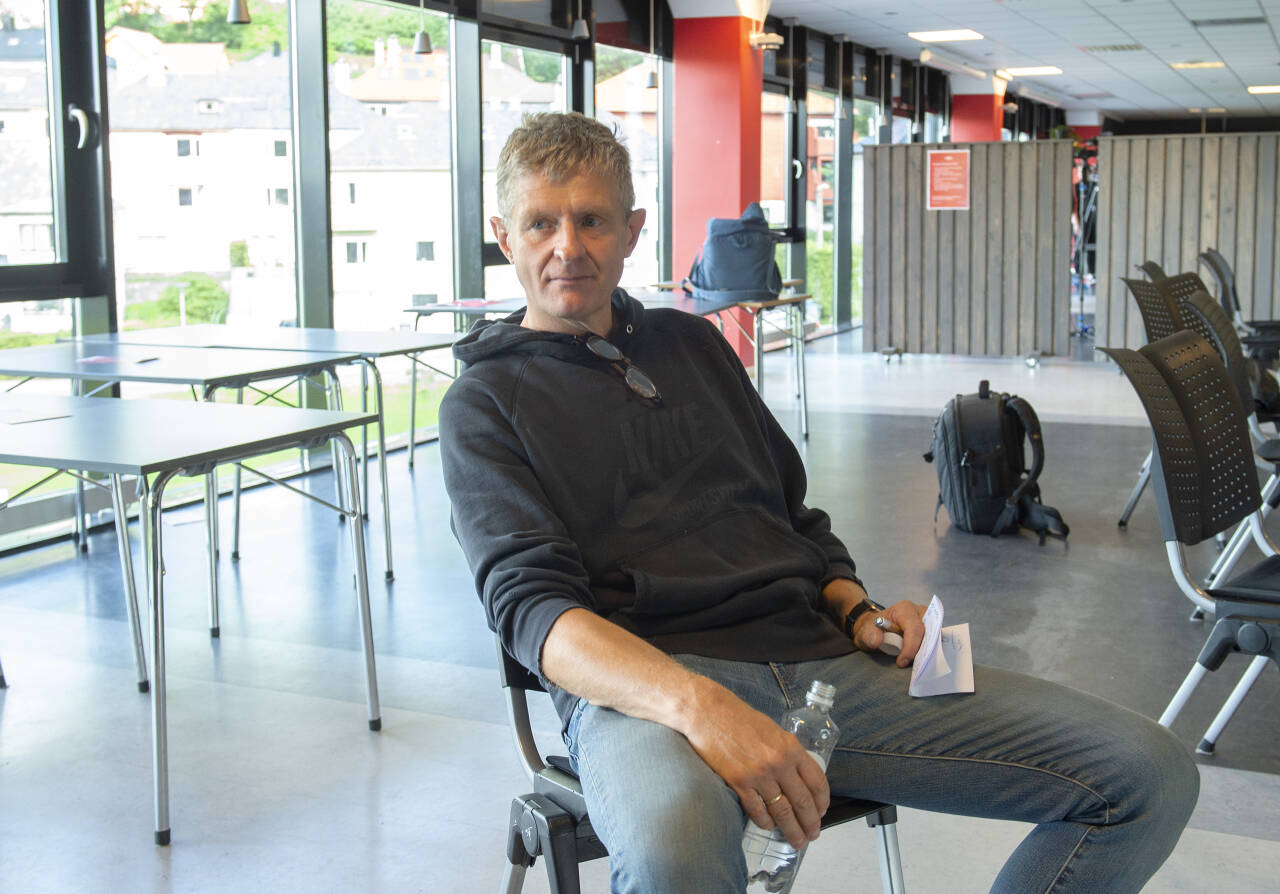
[923,380,1069,543]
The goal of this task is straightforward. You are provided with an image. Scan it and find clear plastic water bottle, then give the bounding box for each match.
[742,680,839,893]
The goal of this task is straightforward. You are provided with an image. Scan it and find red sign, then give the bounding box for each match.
[927,149,970,210]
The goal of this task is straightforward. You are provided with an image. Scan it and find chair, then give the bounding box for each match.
[1137,260,1168,281]
[1115,277,1186,527]
[1198,247,1280,337]
[496,639,906,894]
[1101,330,1280,755]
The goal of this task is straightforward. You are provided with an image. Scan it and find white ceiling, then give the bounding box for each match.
[761,0,1280,117]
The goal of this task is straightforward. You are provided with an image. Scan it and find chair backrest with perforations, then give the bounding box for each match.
[1102,331,1260,545]
[1199,248,1241,318]
[1138,260,1168,282]
[1176,291,1254,419]
[1121,277,1183,342]
[1156,271,1214,312]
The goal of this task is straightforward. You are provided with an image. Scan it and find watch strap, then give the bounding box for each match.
[843,598,885,639]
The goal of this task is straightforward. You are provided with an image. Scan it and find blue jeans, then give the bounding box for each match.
[564,652,1199,894]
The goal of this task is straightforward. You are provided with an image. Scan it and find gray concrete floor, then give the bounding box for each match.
[1,331,1278,893]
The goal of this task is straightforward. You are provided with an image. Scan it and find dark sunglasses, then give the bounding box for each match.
[583,335,663,403]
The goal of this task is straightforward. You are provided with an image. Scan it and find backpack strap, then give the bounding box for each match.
[989,395,1045,537]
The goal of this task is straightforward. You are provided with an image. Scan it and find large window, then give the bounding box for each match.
[325,0,457,444]
[759,89,790,227]
[105,0,297,331]
[805,89,835,326]
[0,4,57,268]
[595,43,660,289]
[481,39,567,300]
[850,97,878,325]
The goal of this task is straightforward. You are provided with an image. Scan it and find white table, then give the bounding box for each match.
[0,395,380,845]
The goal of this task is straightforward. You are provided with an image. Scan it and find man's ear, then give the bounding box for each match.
[623,208,647,257]
[490,216,513,261]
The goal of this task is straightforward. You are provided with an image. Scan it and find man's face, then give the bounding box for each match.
[491,169,646,336]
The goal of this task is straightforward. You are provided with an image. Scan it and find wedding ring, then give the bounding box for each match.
[765,792,785,806]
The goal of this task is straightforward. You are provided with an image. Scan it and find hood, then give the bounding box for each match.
[452,288,646,366]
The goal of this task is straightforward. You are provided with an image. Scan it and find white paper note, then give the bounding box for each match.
[908,596,975,698]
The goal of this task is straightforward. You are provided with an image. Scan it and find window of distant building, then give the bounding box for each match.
[177,138,191,156]
[178,187,192,206]
[416,241,434,261]
[273,188,290,206]
[274,140,287,157]
[346,241,367,263]
[412,293,438,306]
[348,183,356,204]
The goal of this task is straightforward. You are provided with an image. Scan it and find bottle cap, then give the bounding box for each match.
[806,680,836,709]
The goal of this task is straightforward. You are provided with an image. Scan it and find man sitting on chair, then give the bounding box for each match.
[440,112,1198,894]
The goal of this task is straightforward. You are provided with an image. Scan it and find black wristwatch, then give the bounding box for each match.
[843,597,886,639]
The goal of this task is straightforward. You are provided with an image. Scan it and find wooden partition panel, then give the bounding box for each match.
[862,140,1073,357]
[1095,133,1280,348]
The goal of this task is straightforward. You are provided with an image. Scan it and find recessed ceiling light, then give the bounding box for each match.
[998,66,1063,77]
[1170,60,1226,69]
[908,29,983,42]
[1187,107,1202,113]
[1248,85,1280,94]
[1208,107,1227,113]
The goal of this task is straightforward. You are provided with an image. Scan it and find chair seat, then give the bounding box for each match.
[1209,554,1280,604]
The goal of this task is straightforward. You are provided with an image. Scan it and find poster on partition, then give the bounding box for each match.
[927,149,970,210]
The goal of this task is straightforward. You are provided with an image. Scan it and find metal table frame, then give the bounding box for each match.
[0,396,381,845]
[0,341,360,634]
[74,327,461,575]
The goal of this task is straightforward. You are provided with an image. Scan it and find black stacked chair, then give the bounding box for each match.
[1102,331,1280,755]
[1199,248,1280,337]
[1137,260,1168,281]
[1115,277,1187,527]
[495,638,905,894]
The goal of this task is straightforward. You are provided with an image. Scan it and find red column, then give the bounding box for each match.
[950,93,1004,142]
[672,15,760,365]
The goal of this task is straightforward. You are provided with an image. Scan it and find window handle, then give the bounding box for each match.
[67,104,93,150]
[793,159,803,180]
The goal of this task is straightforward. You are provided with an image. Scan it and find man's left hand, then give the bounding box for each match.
[850,600,927,668]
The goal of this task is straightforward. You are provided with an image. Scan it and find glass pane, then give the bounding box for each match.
[326,0,456,440]
[849,98,878,326]
[481,0,558,30]
[105,0,298,331]
[481,40,567,250]
[0,299,73,531]
[805,89,835,326]
[595,44,660,290]
[0,1,59,265]
[760,90,789,227]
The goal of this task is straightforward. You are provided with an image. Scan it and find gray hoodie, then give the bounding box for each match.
[439,289,858,727]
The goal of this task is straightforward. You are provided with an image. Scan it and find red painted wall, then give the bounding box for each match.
[950,94,1004,142]
[1072,125,1102,140]
[672,16,762,363]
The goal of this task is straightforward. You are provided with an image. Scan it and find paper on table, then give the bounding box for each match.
[908,595,975,698]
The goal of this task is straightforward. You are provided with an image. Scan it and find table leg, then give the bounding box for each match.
[73,380,87,552]
[753,309,765,399]
[204,471,220,638]
[795,302,808,439]
[110,473,149,692]
[360,363,370,520]
[333,432,382,730]
[363,359,395,582]
[232,387,243,560]
[325,368,351,522]
[142,470,178,845]
[408,351,419,471]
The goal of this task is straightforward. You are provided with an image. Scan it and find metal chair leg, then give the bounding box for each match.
[1196,654,1271,754]
[1118,451,1151,527]
[868,808,905,894]
[1159,662,1209,727]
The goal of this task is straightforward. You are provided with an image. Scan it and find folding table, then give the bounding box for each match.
[0,341,361,629]
[0,396,380,844]
[74,326,462,572]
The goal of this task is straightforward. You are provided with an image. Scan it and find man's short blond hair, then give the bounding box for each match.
[495,112,635,221]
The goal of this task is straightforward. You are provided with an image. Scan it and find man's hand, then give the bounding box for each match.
[680,681,830,849]
[851,600,927,668]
